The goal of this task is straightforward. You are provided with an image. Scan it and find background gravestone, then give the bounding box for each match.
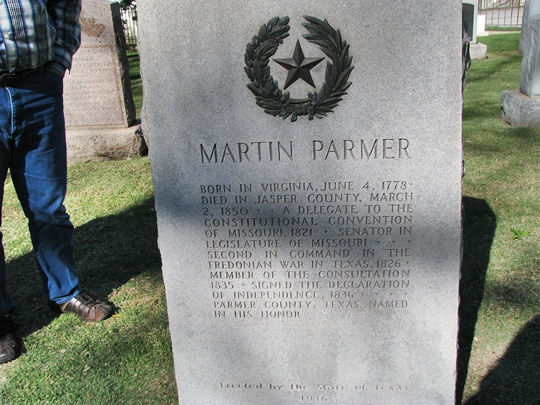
[502,14,540,127]
[520,0,540,53]
[64,0,143,163]
[138,1,463,404]
[463,0,478,43]
[463,0,487,61]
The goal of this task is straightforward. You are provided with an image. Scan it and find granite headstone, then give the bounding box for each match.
[502,13,540,127]
[463,0,477,43]
[462,0,487,61]
[64,0,143,163]
[520,0,540,53]
[138,1,463,404]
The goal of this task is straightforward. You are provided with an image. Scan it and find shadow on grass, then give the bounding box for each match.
[465,53,522,84]
[463,126,540,157]
[10,193,538,403]
[5,196,161,338]
[464,315,540,405]
[456,197,497,405]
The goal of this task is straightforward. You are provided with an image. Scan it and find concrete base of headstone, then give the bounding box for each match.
[470,42,487,61]
[501,90,540,127]
[66,121,146,164]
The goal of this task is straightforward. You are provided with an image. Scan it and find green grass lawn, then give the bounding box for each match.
[0,33,538,404]
[0,159,178,404]
[460,33,540,404]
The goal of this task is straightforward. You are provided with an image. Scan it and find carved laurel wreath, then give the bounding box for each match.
[244,16,354,122]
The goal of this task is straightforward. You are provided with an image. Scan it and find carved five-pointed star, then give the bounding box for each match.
[273,40,325,89]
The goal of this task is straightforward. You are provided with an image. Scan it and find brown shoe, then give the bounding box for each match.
[51,292,114,322]
[0,315,21,364]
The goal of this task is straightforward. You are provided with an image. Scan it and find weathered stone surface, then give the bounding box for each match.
[502,14,540,127]
[521,15,540,97]
[64,0,135,129]
[138,1,463,404]
[470,42,488,61]
[66,121,145,163]
[501,90,540,127]
[520,0,540,54]
[64,0,141,163]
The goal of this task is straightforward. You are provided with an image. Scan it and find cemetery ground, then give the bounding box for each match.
[0,33,537,404]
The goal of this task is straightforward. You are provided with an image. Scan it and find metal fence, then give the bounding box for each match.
[479,0,524,29]
[121,6,138,49]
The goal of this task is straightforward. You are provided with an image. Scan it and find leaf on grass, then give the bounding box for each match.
[510,228,530,239]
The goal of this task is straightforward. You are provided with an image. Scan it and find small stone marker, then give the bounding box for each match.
[138,1,463,404]
[502,13,540,127]
[64,0,143,163]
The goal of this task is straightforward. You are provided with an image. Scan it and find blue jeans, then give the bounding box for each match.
[0,70,81,315]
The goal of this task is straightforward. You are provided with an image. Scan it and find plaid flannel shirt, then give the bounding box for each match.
[0,0,81,72]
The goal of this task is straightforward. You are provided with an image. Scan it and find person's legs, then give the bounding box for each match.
[0,82,23,365]
[0,84,16,316]
[0,70,112,365]
[7,71,81,305]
